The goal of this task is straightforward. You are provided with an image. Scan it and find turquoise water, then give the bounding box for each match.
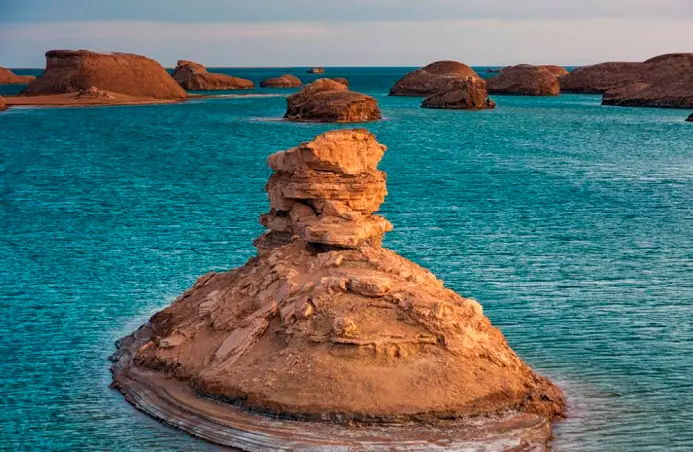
[1,68,693,451]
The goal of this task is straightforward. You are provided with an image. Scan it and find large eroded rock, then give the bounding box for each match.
[390,61,481,96]
[0,67,36,84]
[260,74,303,88]
[22,50,187,100]
[421,77,496,109]
[111,129,565,451]
[284,78,381,123]
[172,60,254,91]
[487,65,560,96]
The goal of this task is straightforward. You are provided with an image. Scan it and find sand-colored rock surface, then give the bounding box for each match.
[284,78,381,123]
[260,74,303,88]
[488,65,560,96]
[332,77,349,87]
[421,77,496,109]
[172,60,254,91]
[20,50,187,105]
[390,61,481,96]
[111,129,564,451]
[0,67,36,84]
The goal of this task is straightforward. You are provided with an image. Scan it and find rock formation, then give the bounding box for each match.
[308,67,325,74]
[390,61,481,96]
[0,96,7,111]
[561,53,693,108]
[601,54,693,108]
[171,60,254,91]
[260,74,303,88]
[487,65,560,96]
[284,78,381,123]
[421,77,496,109]
[111,129,565,451]
[332,77,349,87]
[22,50,188,100]
[539,65,569,77]
[0,66,36,84]
[686,113,693,122]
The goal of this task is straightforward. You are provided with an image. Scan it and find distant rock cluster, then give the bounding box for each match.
[172,60,254,91]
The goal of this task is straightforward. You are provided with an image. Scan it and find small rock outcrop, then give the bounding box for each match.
[308,67,325,74]
[390,61,481,96]
[260,74,303,88]
[421,77,496,109]
[686,113,693,122]
[111,129,564,450]
[284,78,381,123]
[332,77,349,87]
[487,65,560,96]
[22,50,188,100]
[172,60,254,91]
[0,67,36,84]
[0,96,7,111]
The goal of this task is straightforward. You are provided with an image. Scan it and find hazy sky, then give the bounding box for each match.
[1,0,692,67]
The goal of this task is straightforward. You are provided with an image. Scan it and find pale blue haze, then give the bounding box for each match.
[1,68,693,451]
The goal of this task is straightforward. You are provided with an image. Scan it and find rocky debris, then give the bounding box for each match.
[308,67,325,74]
[390,60,481,96]
[0,96,6,111]
[332,77,349,87]
[22,50,188,100]
[76,86,115,100]
[487,65,560,96]
[0,66,36,84]
[421,77,496,109]
[686,113,693,122]
[111,128,565,450]
[172,60,254,91]
[539,65,569,77]
[561,53,693,108]
[284,78,381,123]
[260,74,303,88]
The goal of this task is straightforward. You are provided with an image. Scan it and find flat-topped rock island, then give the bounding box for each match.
[110,129,565,451]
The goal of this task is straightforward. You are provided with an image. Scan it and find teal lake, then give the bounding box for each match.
[1,67,693,451]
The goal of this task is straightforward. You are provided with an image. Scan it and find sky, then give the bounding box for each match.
[1,0,692,67]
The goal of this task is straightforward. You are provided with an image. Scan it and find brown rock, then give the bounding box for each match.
[172,60,254,91]
[260,74,302,88]
[422,77,496,109]
[0,67,36,84]
[538,65,569,77]
[0,96,6,111]
[561,53,693,108]
[601,54,693,108]
[390,61,481,96]
[284,78,381,123]
[22,50,187,100]
[332,77,349,87]
[111,129,565,450]
[487,65,560,96]
[307,67,325,74]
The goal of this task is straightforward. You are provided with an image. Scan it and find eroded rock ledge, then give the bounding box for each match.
[172,60,254,91]
[0,66,36,84]
[111,129,564,451]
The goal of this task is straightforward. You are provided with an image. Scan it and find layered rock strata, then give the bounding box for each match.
[0,67,36,84]
[421,77,496,109]
[390,61,481,96]
[260,74,303,88]
[172,60,254,91]
[22,50,187,100]
[111,129,565,451]
[488,65,560,96]
[284,78,381,123]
